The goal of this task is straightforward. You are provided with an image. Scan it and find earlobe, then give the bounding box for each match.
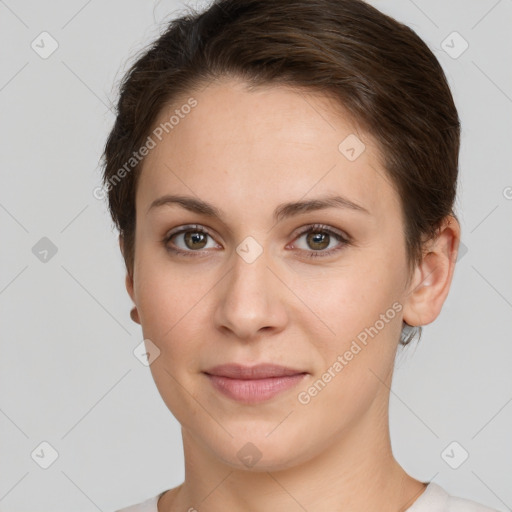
[402,215,461,328]
[130,306,140,324]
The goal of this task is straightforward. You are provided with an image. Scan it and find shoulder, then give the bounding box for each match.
[407,482,500,512]
[114,491,165,512]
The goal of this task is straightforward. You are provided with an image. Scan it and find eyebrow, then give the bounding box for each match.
[147,193,370,222]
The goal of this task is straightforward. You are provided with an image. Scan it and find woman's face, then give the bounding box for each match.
[127,77,415,470]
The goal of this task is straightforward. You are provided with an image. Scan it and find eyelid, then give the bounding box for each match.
[287,223,351,258]
[165,223,214,239]
[165,223,349,242]
[163,223,351,257]
[291,223,349,242]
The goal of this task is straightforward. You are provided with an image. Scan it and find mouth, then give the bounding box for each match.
[203,363,308,403]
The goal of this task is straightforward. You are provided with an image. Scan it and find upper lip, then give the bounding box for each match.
[203,363,308,379]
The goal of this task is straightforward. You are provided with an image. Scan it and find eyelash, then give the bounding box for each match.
[163,224,351,259]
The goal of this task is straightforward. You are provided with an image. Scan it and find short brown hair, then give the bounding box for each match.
[102,0,460,290]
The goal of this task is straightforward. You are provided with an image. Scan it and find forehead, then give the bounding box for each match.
[136,78,400,223]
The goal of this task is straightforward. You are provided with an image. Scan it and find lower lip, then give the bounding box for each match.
[205,373,307,403]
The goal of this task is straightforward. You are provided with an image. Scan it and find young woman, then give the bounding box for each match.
[102,0,499,510]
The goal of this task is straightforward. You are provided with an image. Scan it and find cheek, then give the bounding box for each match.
[134,254,214,352]
[134,262,209,416]
[135,244,183,305]
[301,271,403,422]
[296,272,402,421]
[306,259,402,350]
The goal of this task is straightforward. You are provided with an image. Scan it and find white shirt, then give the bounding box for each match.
[115,482,500,511]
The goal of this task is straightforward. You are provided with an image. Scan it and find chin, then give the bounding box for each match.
[197,425,316,473]
[218,446,307,473]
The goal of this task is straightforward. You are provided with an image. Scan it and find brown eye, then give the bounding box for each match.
[306,231,330,251]
[291,224,350,258]
[164,225,220,256]
[183,231,208,250]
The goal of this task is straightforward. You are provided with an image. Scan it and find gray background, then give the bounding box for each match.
[0,0,511,510]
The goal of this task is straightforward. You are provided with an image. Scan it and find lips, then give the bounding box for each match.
[204,363,307,379]
[203,364,308,403]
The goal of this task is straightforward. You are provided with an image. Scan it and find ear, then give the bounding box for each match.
[402,215,461,327]
[119,235,135,304]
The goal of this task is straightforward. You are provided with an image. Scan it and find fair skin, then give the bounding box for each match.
[121,77,460,512]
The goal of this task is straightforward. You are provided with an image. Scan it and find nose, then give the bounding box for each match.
[213,244,288,341]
